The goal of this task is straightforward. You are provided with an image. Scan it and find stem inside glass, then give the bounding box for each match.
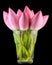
[13,29,38,63]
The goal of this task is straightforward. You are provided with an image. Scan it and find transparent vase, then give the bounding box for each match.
[13,29,38,64]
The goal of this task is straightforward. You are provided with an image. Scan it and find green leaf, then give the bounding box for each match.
[28,32,38,56]
[13,33,21,44]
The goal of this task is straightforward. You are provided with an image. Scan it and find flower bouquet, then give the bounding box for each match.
[3,6,49,63]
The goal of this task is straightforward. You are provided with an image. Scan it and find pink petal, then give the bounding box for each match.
[30,11,44,30]
[17,9,22,18]
[24,6,34,19]
[42,15,49,28]
[3,11,13,30]
[31,10,34,16]
[19,12,29,30]
[8,8,19,30]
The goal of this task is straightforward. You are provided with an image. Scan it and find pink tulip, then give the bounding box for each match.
[24,6,34,19]
[30,11,49,30]
[3,6,49,31]
[19,12,29,30]
[3,8,22,31]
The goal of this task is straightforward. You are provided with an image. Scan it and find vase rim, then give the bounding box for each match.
[13,30,38,35]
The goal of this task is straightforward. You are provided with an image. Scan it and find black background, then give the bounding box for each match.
[0,0,52,64]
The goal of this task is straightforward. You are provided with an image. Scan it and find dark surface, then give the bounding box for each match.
[0,0,52,64]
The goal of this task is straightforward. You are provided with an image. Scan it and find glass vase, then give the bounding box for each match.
[13,29,38,64]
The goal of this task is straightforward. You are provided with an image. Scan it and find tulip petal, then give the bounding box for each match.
[42,15,49,28]
[3,11,13,30]
[8,8,19,30]
[31,10,34,16]
[19,12,29,30]
[24,6,34,19]
[17,9,22,18]
[30,11,44,30]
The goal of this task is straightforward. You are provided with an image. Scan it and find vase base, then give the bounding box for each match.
[17,59,33,64]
